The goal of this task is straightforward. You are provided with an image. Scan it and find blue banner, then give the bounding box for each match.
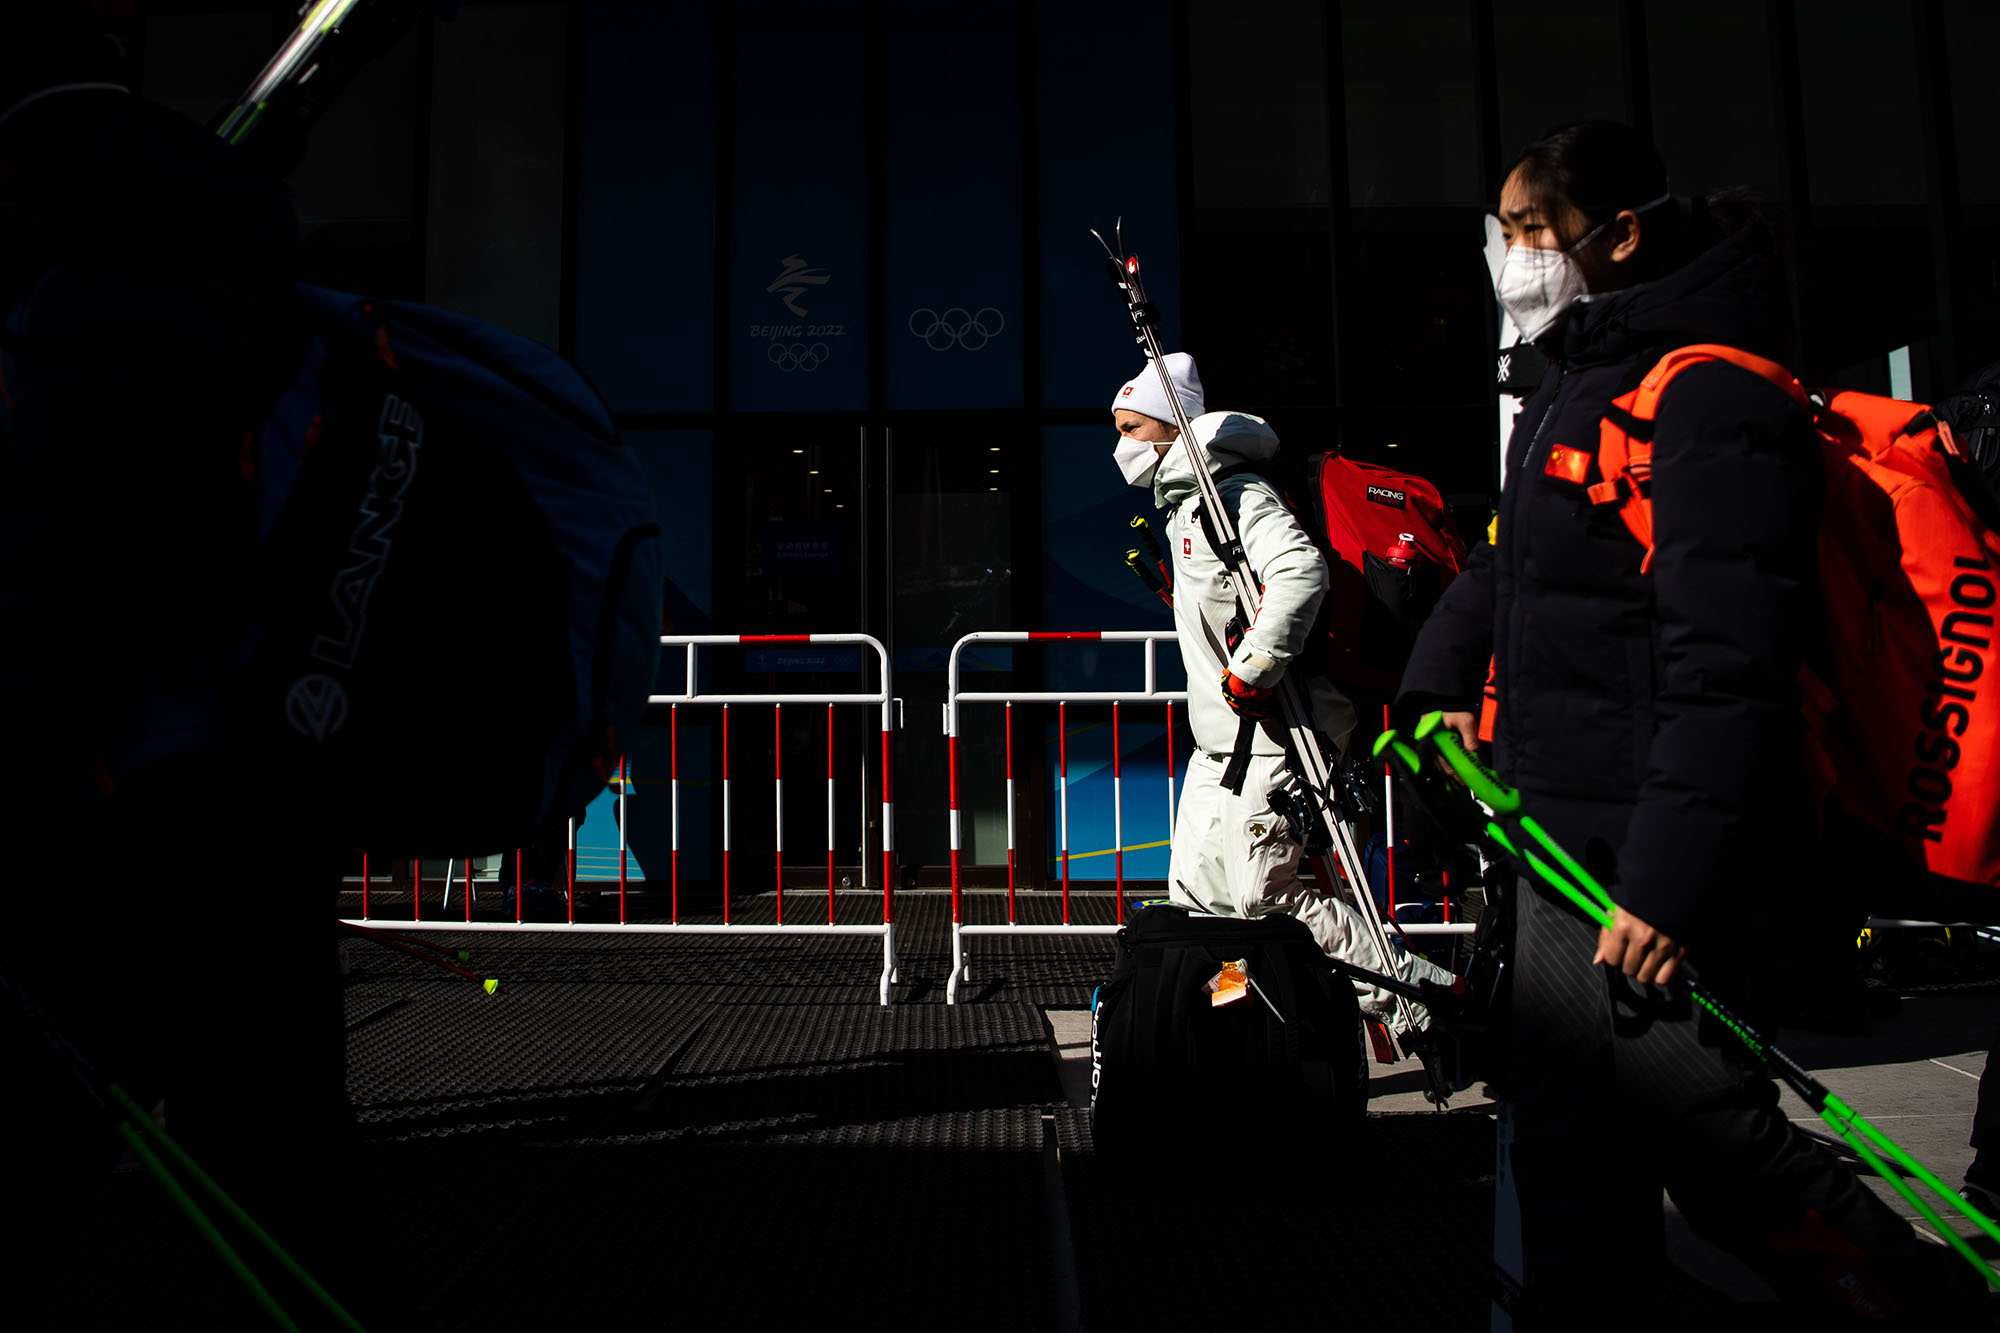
[1035,0,1182,409]
[729,0,869,411]
[626,431,713,641]
[1044,719,1184,881]
[882,4,1024,410]
[576,0,717,414]
[745,648,864,675]
[761,520,846,581]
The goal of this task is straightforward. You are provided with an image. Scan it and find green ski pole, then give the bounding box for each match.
[1,970,367,1330]
[108,1082,368,1331]
[1377,717,2000,1291]
[114,1122,302,1333]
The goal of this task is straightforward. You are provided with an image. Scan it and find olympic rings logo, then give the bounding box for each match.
[908,306,1005,352]
[768,342,831,373]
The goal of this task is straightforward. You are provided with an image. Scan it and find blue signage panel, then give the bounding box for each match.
[1035,0,1182,409]
[882,4,1024,410]
[729,0,869,412]
[744,648,865,675]
[576,0,717,414]
[761,519,846,581]
[1043,719,1184,881]
[626,430,713,641]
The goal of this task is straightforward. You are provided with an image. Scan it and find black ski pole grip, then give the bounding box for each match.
[1131,516,1172,590]
[1125,549,1161,593]
[1125,550,1172,609]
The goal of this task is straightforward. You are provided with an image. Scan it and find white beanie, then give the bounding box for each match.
[1111,352,1204,428]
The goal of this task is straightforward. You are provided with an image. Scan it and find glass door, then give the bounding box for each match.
[885,425,1028,873]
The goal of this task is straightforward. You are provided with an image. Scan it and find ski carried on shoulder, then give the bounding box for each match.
[1377,713,2000,1291]
[1090,221,1432,1045]
[215,0,462,174]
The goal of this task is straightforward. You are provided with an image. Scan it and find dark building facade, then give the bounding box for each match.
[132,0,2000,876]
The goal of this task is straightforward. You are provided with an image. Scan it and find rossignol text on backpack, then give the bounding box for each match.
[1589,343,2000,895]
[244,285,664,854]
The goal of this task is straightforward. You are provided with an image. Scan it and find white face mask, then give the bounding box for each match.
[1492,194,1671,342]
[1113,436,1165,488]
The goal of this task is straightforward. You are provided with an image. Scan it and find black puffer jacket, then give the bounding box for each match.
[1401,225,1818,946]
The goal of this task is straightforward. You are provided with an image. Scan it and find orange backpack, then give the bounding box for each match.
[1591,344,2000,890]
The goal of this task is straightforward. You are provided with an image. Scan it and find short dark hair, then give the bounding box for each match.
[1509,120,1669,250]
[1508,119,1777,284]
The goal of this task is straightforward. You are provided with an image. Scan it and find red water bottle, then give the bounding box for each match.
[1386,532,1420,568]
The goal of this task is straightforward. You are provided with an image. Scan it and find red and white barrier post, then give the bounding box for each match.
[670,703,680,921]
[732,700,740,920]
[826,703,837,924]
[1005,702,1016,924]
[773,703,784,926]
[1112,702,1125,923]
[945,631,1188,1003]
[1059,700,1071,924]
[336,633,902,1005]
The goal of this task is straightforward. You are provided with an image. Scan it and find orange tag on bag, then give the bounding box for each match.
[1204,960,1249,1008]
[1543,443,1593,485]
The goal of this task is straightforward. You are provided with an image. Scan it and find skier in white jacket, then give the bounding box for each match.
[1112,353,1452,1029]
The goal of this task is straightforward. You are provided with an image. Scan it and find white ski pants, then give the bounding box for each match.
[1166,748,1453,1028]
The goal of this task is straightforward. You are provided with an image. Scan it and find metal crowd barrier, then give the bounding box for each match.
[944,631,1186,1004]
[341,633,902,1004]
[941,630,1474,1005]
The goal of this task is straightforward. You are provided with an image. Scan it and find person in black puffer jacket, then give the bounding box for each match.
[1400,121,1987,1328]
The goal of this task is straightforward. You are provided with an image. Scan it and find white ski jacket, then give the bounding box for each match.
[1154,411,1356,758]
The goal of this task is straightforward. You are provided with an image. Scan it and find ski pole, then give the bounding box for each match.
[0,968,367,1331]
[340,922,499,993]
[214,0,366,146]
[338,920,474,964]
[1091,222,1428,1040]
[1378,716,2000,1289]
[1125,547,1173,609]
[1130,515,1173,592]
[214,0,461,175]
[1323,956,1436,1005]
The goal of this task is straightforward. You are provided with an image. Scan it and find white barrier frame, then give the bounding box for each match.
[341,633,902,1005]
[942,630,1478,1004]
[945,631,1188,1004]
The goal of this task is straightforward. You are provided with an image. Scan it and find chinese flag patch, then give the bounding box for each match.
[1544,443,1593,485]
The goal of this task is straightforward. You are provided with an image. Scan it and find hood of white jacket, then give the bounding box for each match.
[1153,411,1282,508]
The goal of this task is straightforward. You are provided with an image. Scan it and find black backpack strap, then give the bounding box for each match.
[1190,462,1263,587]
[1198,463,1270,796]
[1219,715,1257,795]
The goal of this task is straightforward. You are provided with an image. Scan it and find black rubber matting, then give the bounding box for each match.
[35,903,1818,1330]
[386,1002,1064,1331]
[1052,1101,1498,1332]
[341,921,894,998]
[338,891,1123,1006]
[345,979,721,1142]
[1050,1102,1805,1333]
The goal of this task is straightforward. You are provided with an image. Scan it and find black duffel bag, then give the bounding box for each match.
[1089,904,1369,1167]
